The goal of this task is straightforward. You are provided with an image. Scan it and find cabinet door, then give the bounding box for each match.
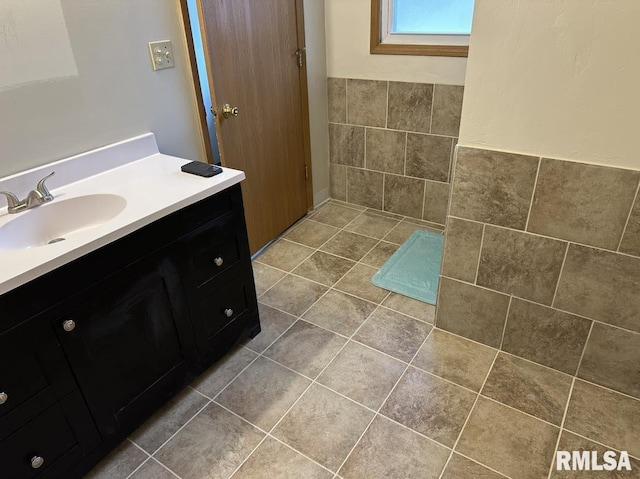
[54,260,189,436]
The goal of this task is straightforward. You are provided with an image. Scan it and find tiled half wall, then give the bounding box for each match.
[436,145,640,400]
[327,78,463,226]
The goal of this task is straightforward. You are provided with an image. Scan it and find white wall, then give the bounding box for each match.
[325,0,467,85]
[459,0,640,170]
[0,0,204,178]
[304,0,330,206]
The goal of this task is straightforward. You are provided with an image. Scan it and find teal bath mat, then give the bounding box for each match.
[371,229,444,305]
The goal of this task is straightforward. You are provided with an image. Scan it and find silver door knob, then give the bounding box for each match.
[214,257,224,267]
[31,456,44,469]
[222,104,239,118]
[224,308,234,318]
[0,392,7,404]
[62,319,76,332]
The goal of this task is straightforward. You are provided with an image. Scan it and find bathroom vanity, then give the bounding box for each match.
[0,135,260,478]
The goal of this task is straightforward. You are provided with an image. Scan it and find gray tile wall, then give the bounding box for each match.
[436,145,640,400]
[327,78,463,226]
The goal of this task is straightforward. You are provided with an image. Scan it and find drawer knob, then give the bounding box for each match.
[31,456,45,469]
[213,257,224,267]
[224,308,234,318]
[0,392,7,404]
[62,319,76,332]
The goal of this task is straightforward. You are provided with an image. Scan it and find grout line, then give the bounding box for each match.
[453,452,514,478]
[573,318,594,377]
[124,449,151,479]
[141,399,213,460]
[546,377,576,479]
[335,326,437,475]
[421,177,428,222]
[438,273,640,337]
[327,121,459,140]
[429,84,435,134]
[344,79,349,124]
[551,242,570,307]
[145,457,182,479]
[524,157,542,231]
[478,394,562,429]
[617,179,639,252]
[447,137,455,183]
[446,214,640,260]
[473,224,486,284]
[403,131,408,176]
[557,429,640,462]
[381,173,386,212]
[385,81,389,129]
[404,363,481,396]
[497,349,574,379]
[498,295,513,350]
[437,349,499,479]
[363,127,367,170]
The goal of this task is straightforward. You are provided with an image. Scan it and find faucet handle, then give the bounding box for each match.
[0,191,21,209]
[36,171,55,201]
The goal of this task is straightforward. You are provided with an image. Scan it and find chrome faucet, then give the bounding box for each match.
[0,172,55,214]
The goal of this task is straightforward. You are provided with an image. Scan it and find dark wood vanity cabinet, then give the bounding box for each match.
[0,184,260,478]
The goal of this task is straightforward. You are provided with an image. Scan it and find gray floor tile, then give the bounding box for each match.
[317,341,406,409]
[155,403,264,479]
[382,293,436,323]
[284,220,340,248]
[129,460,178,479]
[381,367,477,447]
[264,320,347,378]
[260,275,328,316]
[481,353,572,425]
[191,347,258,398]
[84,441,148,479]
[457,397,559,479]
[339,415,450,479]
[243,303,297,353]
[412,328,496,391]
[441,454,506,479]
[308,203,363,228]
[272,384,374,472]
[231,437,332,479]
[564,380,640,458]
[334,264,389,303]
[216,357,311,431]
[255,239,314,271]
[252,262,286,296]
[130,388,209,454]
[302,290,377,336]
[354,308,432,362]
[292,251,356,286]
[320,230,379,262]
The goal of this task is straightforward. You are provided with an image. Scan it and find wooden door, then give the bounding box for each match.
[197,0,312,254]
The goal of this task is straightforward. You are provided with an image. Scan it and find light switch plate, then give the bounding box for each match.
[148,40,174,71]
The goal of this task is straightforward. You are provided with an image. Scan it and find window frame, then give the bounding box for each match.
[370,0,469,57]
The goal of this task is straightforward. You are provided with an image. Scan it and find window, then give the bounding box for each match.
[371,0,474,57]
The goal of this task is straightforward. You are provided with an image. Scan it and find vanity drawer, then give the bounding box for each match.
[0,347,49,422]
[1,400,78,478]
[193,275,251,340]
[178,212,244,295]
[0,322,76,429]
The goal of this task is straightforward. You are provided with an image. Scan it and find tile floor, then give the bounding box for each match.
[87,201,640,479]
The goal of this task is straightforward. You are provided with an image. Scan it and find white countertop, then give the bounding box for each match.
[0,134,245,295]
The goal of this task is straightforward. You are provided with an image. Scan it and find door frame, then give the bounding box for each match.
[178,0,314,209]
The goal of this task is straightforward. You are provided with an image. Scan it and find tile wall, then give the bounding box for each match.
[436,145,640,401]
[327,78,464,227]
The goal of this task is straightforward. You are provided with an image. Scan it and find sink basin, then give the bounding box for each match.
[0,194,127,250]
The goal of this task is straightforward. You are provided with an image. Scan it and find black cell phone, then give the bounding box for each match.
[181,161,223,177]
